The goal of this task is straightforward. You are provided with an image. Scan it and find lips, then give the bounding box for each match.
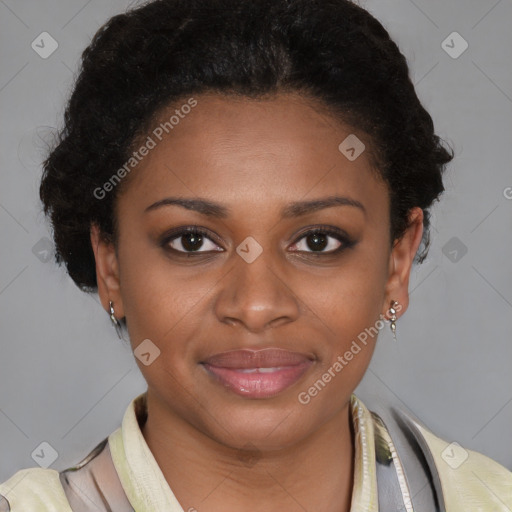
[201,348,315,399]
[203,348,314,368]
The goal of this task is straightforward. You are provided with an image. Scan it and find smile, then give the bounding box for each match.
[201,360,313,399]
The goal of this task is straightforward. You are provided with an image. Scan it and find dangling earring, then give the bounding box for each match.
[388,300,399,341]
[109,300,123,339]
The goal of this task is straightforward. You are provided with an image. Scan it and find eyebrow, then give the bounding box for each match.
[144,195,366,218]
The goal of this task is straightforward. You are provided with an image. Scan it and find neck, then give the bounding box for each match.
[141,390,355,512]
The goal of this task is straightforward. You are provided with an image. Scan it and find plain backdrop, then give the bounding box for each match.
[1,0,511,482]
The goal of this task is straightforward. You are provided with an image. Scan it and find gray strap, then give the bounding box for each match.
[392,408,447,511]
[376,458,410,511]
[59,438,134,511]
[371,406,441,512]
[374,412,412,511]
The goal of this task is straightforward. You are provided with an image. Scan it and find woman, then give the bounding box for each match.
[1,0,510,510]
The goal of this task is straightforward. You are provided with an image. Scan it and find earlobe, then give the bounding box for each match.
[90,224,124,317]
[383,207,424,319]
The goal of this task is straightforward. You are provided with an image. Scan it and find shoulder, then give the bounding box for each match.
[399,410,512,510]
[0,468,72,512]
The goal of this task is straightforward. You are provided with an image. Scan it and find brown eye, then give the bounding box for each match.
[290,227,355,254]
[164,228,223,254]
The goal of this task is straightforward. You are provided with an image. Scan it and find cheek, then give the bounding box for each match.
[118,251,197,392]
[307,244,390,391]
[295,265,388,417]
[117,239,219,374]
[117,238,186,343]
[315,252,388,337]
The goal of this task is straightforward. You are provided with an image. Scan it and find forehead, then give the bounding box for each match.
[119,92,388,217]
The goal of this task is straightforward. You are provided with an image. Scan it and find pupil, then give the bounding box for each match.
[182,232,203,251]
[307,232,327,251]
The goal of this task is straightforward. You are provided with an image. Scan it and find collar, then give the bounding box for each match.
[108,392,379,510]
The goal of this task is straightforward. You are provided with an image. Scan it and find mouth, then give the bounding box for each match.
[200,348,315,399]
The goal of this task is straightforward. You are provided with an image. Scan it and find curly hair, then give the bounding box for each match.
[40,0,453,292]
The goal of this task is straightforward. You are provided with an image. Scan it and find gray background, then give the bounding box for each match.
[1,0,511,483]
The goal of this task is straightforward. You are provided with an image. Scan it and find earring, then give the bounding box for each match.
[109,300,123,339]
[388,300,399,341]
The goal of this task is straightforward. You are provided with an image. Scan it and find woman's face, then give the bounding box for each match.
[92,92,422,450]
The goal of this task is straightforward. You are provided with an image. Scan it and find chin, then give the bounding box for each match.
[202,398,315,451]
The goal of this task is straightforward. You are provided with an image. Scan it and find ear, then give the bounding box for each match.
[383,207,424,320]
[90,223,124,318]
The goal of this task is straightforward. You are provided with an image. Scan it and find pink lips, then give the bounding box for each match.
[201,348,314,399]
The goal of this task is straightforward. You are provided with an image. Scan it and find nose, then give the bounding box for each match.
[213,249,301,333]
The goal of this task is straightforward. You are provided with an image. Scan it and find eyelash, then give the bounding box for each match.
[160,225,356,257]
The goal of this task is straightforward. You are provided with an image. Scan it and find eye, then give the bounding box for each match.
[163,227,223,254]
[161,225,355,257]
[290,226,354,254]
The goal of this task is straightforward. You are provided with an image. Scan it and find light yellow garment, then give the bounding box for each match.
[1,392,511,510]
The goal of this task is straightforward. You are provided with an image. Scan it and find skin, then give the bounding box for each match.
[90,92,423,512]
